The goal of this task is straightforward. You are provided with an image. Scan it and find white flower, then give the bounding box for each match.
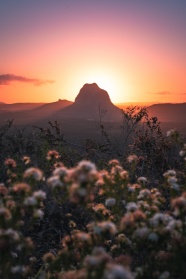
[24,196,37,206]
[77,160,97,172]
[150,213,173,228]
[159,271,170,279]
[96,221,118,235]
[34,209,44,219]
[133,227,149,239]
[53,167,68,177]
[148,232,159,242]
[137,177,147,184]
[163,170,176,177]
[126,202,138,212]
[105,198,116,207]
[103,263,133,279]
[5,229,20,241]
[179,150,186,156]
[11,265,27,274]
[166,129,175,137]
[138,189,151,199]
[33,190,46,200]
[24,167,43,181]
[47,176,63,188]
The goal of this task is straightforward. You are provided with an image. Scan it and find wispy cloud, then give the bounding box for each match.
[155,91,171,95]
[0,74,54,86]
[154,91,186,96]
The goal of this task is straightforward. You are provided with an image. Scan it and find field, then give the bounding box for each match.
[0,109,186,279]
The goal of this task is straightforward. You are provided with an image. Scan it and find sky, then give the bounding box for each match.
[0,0,186,104]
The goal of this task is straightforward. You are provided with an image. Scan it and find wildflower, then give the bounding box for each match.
[138,189,151,199]
[109,159,120,166]
[167,176,180,191]
[4,158,17,168]
[148,232,159,242]
[98,221,118,234]
[77,160,97,172]
[53,166,68,178]
[120,170,129,180]
[75,232,92,244]
[90,221,117,235]
[92,203,109,216]
[159,271,170,279]
[116,234,132,246]
[22,156,31,165]
[33,190,46,200]
[171,195,186,215]
[24,167,43,181]
[71,160,98,184]
[13,183,30,193]
[0,207,11,220]
[46,150,60,160]
[166,129,176,137]
[150,213,173,228]
[24,196,37,206]
[43,252,55,263]
[127,154,138,164]
[47,175,64,189]
[105,198,116,207]
[84,247,111,268]
[103,263,134,279]
[133,227,149,239]
[5,229,20,241]
[137,177,147,184]
[179,150,186,156]
[126,202,138,212]
[11,265,27,274]
[0,183,8,196]
[34,209,44,219]
[163,170,176,178]
[111,165,124,175]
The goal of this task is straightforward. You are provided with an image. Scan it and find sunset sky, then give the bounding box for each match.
[0,0,186,104]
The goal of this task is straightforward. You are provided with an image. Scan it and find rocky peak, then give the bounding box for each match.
[75,83,112,106]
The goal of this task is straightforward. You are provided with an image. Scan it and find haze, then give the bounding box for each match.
[0,0,186,104]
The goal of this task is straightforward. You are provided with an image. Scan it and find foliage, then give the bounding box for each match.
[0,139,186,278]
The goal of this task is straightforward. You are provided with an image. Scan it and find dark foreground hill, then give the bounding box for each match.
[53,83,122,122]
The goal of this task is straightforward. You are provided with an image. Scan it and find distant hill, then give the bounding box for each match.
[34,99,72,112]
[0,100,72,124]
[147,103,186,122]
[0,102,45,111]
[116,102,157,110]
[53,83,122,122]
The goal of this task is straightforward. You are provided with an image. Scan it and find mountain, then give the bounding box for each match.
[53,83,122,122]
[0,102,45,112]
[147,103,186,122]
[33,99,73,117]
[0,100,72,124]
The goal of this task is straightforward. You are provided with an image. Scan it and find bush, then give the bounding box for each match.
[0,142,186,278]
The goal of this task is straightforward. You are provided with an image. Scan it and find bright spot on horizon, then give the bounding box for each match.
[72,69,129,103]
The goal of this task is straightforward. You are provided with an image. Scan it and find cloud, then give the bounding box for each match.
[0,74,54,86]
[155,91,171,95]
[154,91,186,96]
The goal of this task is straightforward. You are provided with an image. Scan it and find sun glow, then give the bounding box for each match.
[73,69,127,103]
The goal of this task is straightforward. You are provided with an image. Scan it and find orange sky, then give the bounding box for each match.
[0,1,186,104]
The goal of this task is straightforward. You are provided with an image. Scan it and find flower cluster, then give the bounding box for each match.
[1,150,186,279]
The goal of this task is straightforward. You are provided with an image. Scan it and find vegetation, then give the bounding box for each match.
[0,108,186,279]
